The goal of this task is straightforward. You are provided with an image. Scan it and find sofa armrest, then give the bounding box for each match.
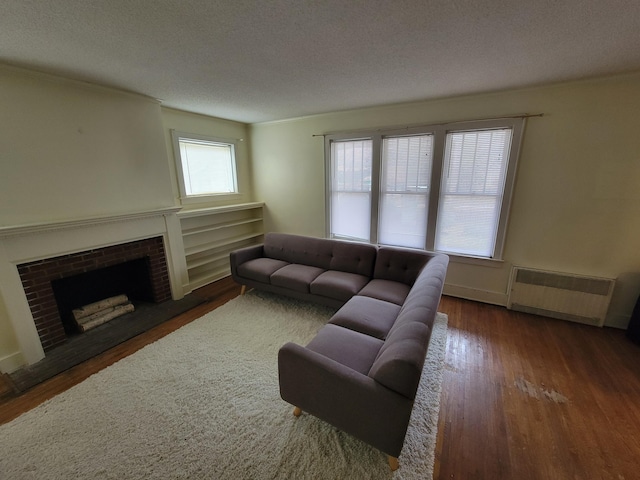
[278,342,414,457]
[229,244,264,279]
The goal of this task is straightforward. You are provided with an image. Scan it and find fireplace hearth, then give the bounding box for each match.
[8,294,203,392]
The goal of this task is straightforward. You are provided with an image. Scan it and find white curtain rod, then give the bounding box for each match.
[312,113,544,137]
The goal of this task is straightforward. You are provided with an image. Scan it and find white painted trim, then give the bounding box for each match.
[170,130,240,201]
[0,207,181,238]
[0,208,187,368]
[443,282,508,307]
[177,202,264,219]
[0,351,25,374]
[178,193,243,205]
[448,254,505,268]
[0,243,45,365]
[445,282,632,329]
[0,63,162,105]
[163,214,188,301]
[604,312,632,330]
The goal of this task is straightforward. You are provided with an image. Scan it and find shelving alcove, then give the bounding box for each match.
[177,202,264,293]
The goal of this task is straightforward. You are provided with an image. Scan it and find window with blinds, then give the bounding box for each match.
[171,131,238,202]
[435,129,512,257]
[379,135,433,248]
[325,118,524,260]
[330,139,373,241]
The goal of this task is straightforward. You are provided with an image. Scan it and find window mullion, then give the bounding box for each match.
[324,136,332,238]
[425,128,446,251]
[370,134,382,244]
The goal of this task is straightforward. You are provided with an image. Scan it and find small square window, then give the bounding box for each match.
[172,131,238,200]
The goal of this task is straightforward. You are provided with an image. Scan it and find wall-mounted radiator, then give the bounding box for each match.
[507,267,615,327]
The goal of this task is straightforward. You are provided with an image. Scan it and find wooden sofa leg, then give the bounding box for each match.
[293,407,302,417]
[388,456,399,471]
[240,285,247,295]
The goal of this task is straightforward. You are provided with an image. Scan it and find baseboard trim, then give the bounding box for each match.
[443,283,508,307]
[604,312,631,330]
[0,351,25,374]
[442,284,631,330]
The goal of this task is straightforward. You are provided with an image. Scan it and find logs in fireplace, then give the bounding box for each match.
[72,294,135,332]
[17,237,172,352]
[51,256,154,336]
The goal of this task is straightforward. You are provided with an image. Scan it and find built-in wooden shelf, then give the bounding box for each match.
[177,203,264,293]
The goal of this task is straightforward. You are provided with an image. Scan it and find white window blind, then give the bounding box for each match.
[325,118,523,260]
[330,139,372,241]
[171,130,239,202]
[178,139,236,195]
[379,134,433,248]
[435,128,512,257]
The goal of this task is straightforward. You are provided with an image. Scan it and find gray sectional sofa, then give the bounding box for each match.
[230,232,449,470]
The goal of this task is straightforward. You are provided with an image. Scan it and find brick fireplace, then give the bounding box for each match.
[17,237,172,352]
[0,207,186,370]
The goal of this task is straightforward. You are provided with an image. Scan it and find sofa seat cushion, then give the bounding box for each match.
[310,271,370,301]
[237,258,289,283]
[306,324,384,375]
[270,264,326,293]
[329,296,401,340]
[358,279,411,305]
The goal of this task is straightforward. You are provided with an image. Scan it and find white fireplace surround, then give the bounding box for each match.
[0,208,188,370]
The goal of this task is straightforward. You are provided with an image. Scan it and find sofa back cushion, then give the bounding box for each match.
[329,240,377,277]
[372,247,433,286]
[264,233,376,276]
[394,253,449,329]
[264,233,332,268]
[368,252,449,398]
[368,321,431,399]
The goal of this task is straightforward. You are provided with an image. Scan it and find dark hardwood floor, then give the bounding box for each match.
[1,277,639,479]
[435,295,640,480]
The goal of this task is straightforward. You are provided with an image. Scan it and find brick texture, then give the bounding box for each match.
[17,237,171,352]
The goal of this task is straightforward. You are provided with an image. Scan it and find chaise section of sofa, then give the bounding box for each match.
[279,248,448,469]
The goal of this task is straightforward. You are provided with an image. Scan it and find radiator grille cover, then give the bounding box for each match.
[507,267,615,327]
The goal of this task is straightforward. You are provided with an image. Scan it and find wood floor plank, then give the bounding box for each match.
[435,295,640,480]
[2,280,639,480]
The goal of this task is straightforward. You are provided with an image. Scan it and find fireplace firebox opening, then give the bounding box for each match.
[17,237,172,352]
[51,257,154,336]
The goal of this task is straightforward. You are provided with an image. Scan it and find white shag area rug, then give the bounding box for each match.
[0,291,447,480]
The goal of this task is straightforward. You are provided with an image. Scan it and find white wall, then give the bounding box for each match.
[250,73,640,328]
[0,66,174,226]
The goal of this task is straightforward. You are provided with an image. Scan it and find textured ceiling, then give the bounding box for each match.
[2,0,640,123]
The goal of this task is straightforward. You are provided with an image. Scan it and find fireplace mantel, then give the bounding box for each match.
[0,207,181,238]
[0,207,188,371]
